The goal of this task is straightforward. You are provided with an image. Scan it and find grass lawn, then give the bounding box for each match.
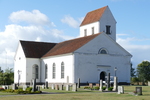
[0,86,150,100]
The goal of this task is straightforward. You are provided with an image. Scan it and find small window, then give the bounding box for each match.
[100,50,107,54]
[92,27,94,35]
[52,63,56,79]
[45,64,48,79]
[106,25,111,34]
[61,62,64,79]
[99,48,108,54]
[84,29,87,36]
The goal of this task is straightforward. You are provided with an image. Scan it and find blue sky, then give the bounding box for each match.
[0,0,150,70]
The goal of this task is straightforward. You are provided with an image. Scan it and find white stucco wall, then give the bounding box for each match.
[26,58,41,83]
[80,7,116,41]
[14,42,26,84]
[42,54,74,84]
[80,22,99,37]
[14,42,42,84]
[74,33,131,83]
[100,7,116,41]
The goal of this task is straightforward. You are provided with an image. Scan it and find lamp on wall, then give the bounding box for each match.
[114,67,117,77]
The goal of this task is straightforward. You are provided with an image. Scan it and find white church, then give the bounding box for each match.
[14,6,132,85]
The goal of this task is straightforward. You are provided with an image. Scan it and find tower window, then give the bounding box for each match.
[84,29,87,36]
[92,27,94,35]
[106,25,111,34]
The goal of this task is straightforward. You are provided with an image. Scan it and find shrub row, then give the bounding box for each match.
[0,88,4,91]
[1,87,42,94]
[84,86,100,90]
[84,86,113,91]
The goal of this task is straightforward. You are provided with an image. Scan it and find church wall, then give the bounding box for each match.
[74,33,131,83]
[26,58,41,84]
[100,7,116,41]
[80,22,99,37]
[74,53,131,83]
[79,7,116,41]
[77,33,130,56]
[42,54,75,84]
[14,43,26,84]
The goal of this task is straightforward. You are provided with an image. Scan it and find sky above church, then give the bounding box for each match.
[0,0,150,70]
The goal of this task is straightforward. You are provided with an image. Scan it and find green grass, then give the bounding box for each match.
[41,86,99,93]
[0,86,150,100]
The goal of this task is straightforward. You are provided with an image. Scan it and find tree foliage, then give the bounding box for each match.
[131,63,136,77]
[0,67,14,85]
[131,77,139,85]
[137,61,150,82]
[131,67,136,77]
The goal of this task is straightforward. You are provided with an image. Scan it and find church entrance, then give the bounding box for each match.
[100,71,106,81]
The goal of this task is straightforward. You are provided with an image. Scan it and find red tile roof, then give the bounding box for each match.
[20,40,57,58]
[80,6,107,26]
[43,33,101,57]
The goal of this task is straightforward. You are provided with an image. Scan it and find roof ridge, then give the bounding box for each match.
[42,33,102,58]
[59,33,101,44]
[87,6,108,14]
[20,40,57,44]
[80,6,108,26]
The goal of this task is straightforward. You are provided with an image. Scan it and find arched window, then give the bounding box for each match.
[61,62,64,79]
[100,49,107,54]
[52,63,56,79]
[99,48,108,54]
[45,64,48,79]
[32,64,38,79]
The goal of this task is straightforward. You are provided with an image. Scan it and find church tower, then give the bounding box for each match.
[80,6,117,41]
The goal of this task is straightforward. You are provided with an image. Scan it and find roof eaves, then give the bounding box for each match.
[42,33,101,58]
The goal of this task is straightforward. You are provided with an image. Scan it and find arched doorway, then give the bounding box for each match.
[100,71,106,81]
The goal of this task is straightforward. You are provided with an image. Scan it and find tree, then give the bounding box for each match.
[0,67,4,84]
[0,67,3,73]
[137,61,150,83]
[0,68,14,85]
[131,67,136,77]
[131,63,136,77]
[131,77,139,85]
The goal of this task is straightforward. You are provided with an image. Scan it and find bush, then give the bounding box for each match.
[0,88,4,91]
[108,87,113,91]
[84,86,91,89]
[34,91,42,94]
[1,87,41,94]
[26,87,32,92]
[102,87,106,90]
[14,89,26,94]
[5,89,14,93]
[94,86,99,90]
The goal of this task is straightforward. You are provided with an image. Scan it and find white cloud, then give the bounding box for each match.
[116,34,128,36]
[0,10,75,70]
[61,15,83,28]
[117,36,150,68]
[9,10,55,27]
